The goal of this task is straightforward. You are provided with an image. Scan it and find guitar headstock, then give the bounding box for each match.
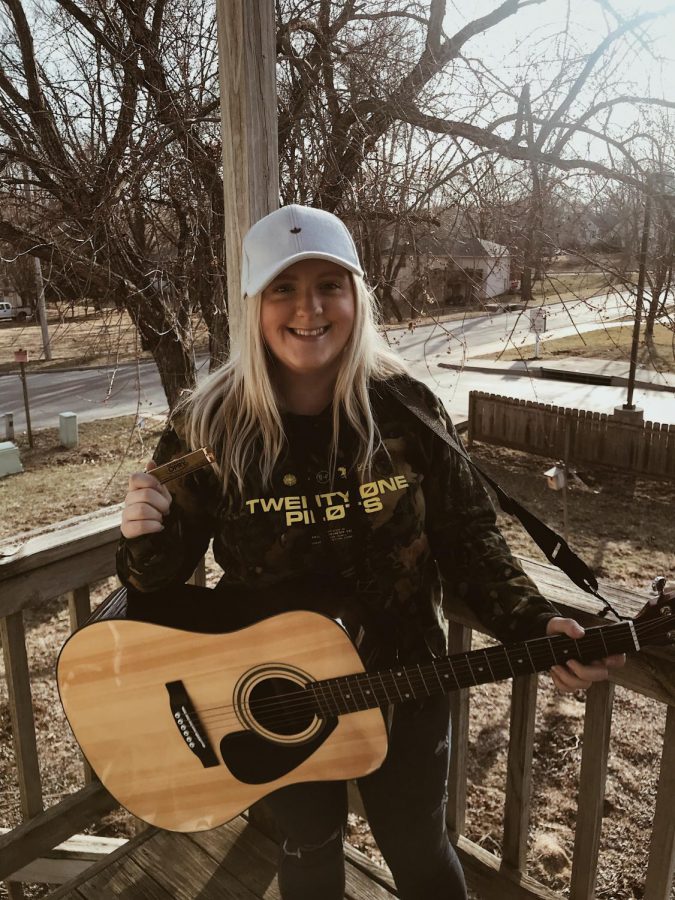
[634,577,675,648]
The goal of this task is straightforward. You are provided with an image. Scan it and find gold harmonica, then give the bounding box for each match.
[149,447,216,485]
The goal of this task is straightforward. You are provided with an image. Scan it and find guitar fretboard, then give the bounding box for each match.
[307,620,641,717]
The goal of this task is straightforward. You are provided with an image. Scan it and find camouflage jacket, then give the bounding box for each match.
[116,375,558,662]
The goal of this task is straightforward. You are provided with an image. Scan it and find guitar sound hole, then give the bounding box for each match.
[248,677,314,736]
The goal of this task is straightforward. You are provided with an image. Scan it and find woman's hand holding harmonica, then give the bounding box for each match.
[121,461,173,539]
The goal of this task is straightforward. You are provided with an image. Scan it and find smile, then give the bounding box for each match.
[288,326,330,337]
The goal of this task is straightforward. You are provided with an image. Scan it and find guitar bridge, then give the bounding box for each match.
[166,680,219,768]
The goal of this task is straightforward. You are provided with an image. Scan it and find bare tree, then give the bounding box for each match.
[2,0,675,406]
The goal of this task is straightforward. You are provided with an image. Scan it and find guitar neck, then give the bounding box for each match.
[309,619,643,718]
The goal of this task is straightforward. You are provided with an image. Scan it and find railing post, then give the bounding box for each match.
[502,673,538,871]
[644,703,675,898]
[68,586,93,784]
[1,613,43,820]
[1,612,45,899]
[446,623,471,840]
[569,680,615,900]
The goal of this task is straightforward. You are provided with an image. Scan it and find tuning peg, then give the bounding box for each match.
[650,576,667,604]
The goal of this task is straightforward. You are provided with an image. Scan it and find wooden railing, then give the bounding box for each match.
[468,391,675,479]
[1,511,674,898]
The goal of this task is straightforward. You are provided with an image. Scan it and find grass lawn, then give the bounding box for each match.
[530,271,627,306]
[0,308,209,374]
[491,322,675,372]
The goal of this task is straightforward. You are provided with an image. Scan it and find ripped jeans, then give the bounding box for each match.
[264,694,468,900]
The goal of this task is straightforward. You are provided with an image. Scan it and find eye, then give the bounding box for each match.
[321,281,342,291]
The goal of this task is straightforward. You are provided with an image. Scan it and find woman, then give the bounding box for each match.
[117,204,623,900]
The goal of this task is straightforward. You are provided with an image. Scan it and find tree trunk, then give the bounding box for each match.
[153,336,196,410]
[126,297,197,410]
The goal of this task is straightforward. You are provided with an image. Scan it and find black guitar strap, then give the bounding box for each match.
[387,377,624,620]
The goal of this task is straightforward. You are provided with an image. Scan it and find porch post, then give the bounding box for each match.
[215,0,279,346]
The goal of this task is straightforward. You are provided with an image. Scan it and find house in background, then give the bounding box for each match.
[383,226,510,310]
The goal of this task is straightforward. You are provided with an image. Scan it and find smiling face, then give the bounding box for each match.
[260,258,356,382]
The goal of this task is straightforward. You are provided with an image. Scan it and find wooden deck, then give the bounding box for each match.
[44,815,398,900]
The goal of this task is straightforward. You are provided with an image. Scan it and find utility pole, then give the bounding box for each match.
[21,165,52,361]
[617,180,651,423]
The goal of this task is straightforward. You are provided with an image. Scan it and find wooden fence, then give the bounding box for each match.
[1,510,674,898]
[468,391,675,479]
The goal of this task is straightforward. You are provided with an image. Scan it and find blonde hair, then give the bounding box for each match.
[179,274,408,495]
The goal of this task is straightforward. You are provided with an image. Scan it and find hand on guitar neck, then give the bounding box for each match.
[545,616,626,692]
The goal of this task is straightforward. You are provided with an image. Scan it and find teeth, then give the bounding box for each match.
[290,326,328,336]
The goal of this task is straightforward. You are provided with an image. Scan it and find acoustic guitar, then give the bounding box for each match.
[57,582,675,833]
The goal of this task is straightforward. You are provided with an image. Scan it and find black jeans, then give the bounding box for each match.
[264,693,468,900]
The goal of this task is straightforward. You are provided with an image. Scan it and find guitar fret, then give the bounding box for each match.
[546,637,560,666]
[312,684,329,718]
[318,681,335,716]
[377,671,392,705]
[437,660,461,690]
[431,660,445,692]
[447,660,462,690]
[417,664,432,696]
[326,679,347,715]
[524,641,536,672]
[353,674,370,711]
[512,643,533,674]
[390,671,406,702]
[405,668,418,698]
[482,649,496,680]
[485,646,509,682]
[599,629,610,657]
[363,674,378,707]
[464,653,478,685]
[339,677,357,712]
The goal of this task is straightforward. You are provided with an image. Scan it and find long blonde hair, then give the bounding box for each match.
[179,274,408,495]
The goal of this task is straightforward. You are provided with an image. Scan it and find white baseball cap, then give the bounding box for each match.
[241,204,364,298]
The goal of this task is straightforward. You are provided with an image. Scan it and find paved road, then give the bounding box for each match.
[2,292,673,431]
[391,292,634,362]
[0,358,178,431]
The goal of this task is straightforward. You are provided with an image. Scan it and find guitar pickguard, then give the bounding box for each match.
[220,717,338,784]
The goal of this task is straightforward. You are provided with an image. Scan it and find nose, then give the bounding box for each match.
[294,285,323,316]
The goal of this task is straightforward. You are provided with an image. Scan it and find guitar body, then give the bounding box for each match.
[58,577,675,834]
[57,610,388,832]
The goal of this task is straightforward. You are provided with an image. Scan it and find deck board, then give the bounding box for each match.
[45,816,398,899]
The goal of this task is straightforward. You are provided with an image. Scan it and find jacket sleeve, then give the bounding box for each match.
[116,417,216,593]
[416,383,559,643]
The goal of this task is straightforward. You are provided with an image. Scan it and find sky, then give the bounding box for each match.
[436,0,675,167]
[443,0,675,100]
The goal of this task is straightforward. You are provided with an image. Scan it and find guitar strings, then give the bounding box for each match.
[189,629,633,730]
[178,625,654,733]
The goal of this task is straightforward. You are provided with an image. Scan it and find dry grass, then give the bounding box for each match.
[0,416,167,538]
[0,308,209,374]
[494,322,675,373]
[531,271,626,307]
